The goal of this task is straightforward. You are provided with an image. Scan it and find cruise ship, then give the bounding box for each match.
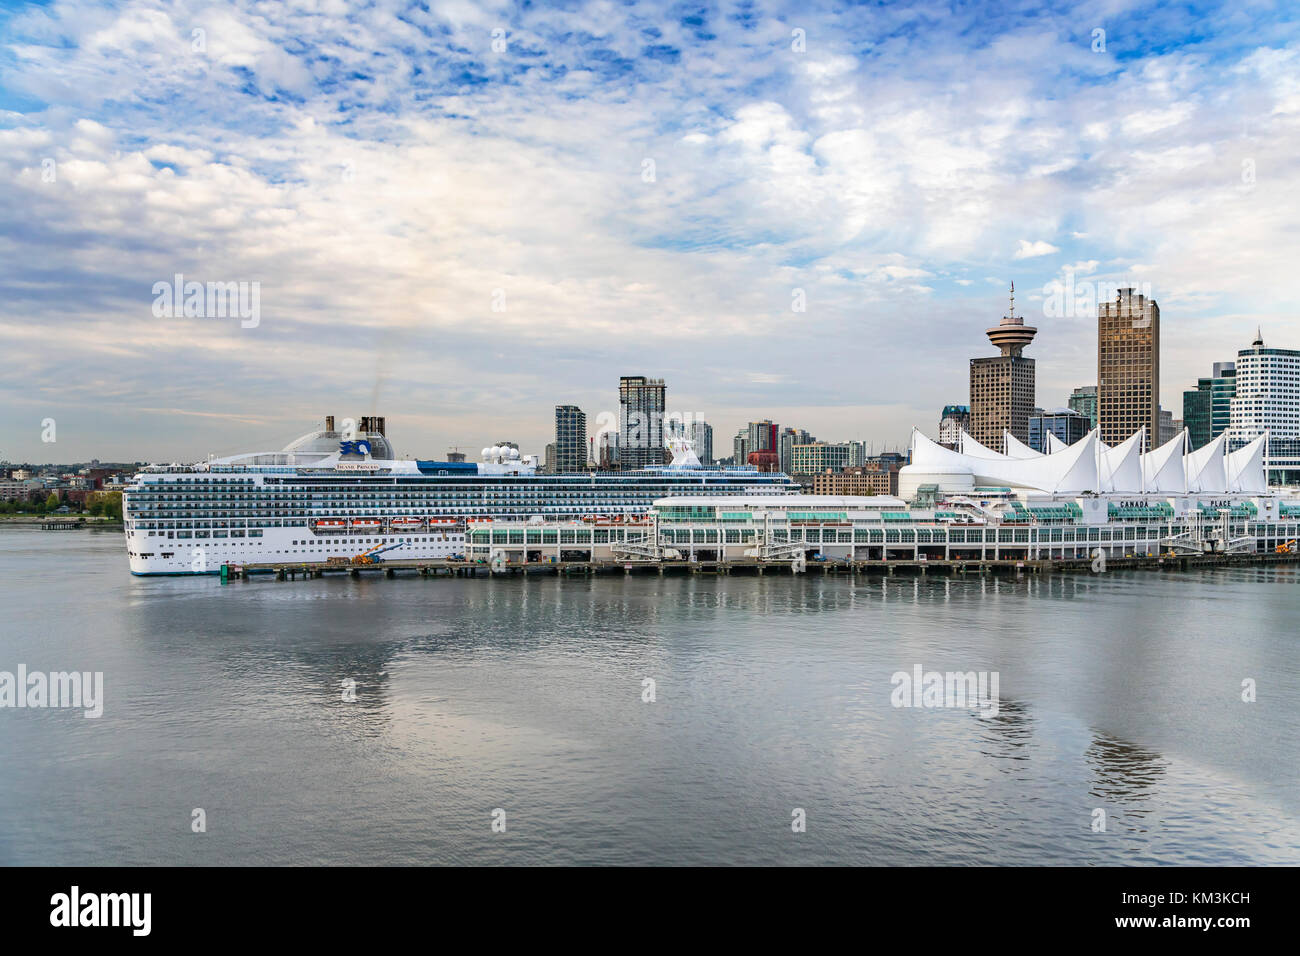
[122,415,800,574]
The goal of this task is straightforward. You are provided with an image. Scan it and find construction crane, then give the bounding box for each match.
[351,541,405,565]
[1275,540,1296,554]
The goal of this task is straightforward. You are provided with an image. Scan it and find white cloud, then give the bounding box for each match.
[1013,239,1060,259]
[2,0,1299,459]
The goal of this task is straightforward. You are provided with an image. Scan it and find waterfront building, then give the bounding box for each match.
[1228,332,1300,484]
[938,405,970,448]
[619,376,667,470]
[970,285,1036,448]
[554,405,588,473]
[1068,385,1098,428]
[1098,288,1160,452]
[467,466,1300,564]
[1028,407,1090,451]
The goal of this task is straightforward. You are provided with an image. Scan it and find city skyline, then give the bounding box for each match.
[3,1,1299,462]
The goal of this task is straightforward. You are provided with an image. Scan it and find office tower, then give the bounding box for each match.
[1067,385,1098,428]
[1182,362,1236,449]
[970,284,1036,448]
[618,376,666,470]
[1228,331,1300,484]
[938,405,970,448]
[779,427,813,475]
[1098,288,1159,451]
[554,405,587,473]
[689,420,713,466]
[747,420,778,455]
[743,420,779,469]
[1028,407,1090,451]
[733,429,749,467]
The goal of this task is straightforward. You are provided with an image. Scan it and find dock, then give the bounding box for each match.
[221,549,1300,582]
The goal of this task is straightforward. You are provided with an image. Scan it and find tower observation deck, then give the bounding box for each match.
[985,282,1038,356]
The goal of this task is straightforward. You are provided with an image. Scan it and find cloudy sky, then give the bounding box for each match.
[2,0,1297,463]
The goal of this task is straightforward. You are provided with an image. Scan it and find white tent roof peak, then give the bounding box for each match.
[1003,431,1043,459]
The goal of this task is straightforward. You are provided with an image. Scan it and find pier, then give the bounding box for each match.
[221,549,1300,582]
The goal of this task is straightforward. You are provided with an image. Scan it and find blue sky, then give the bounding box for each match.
[1,0,1298,462]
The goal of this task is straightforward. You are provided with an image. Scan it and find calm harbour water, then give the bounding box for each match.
[1,526,1297,866]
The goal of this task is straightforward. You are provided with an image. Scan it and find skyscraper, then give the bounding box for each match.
[553,405,587,473]
[618,376,666,470]
[689,420,713,466]
[1098,288,1160,451]
[970,284,1036,448]
[778,427,813,474]
[1183,386,1210,449]
[733,428,749,467]
[1228,332,1300,485]
[1067,385,1097,428]
[1228,332,1300,438]
[1183,361,1237,450]
[746,420,778,468]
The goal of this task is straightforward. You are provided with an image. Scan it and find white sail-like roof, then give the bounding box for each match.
[1100,428,1144,493]
[1003,431,1042,459]
[909,425,1268,498]
[911,428,1102,493]
[1044,432,1069,454]
[1185,433,1228,493]
[959,430,1009,459]
[1226,433,1268,493]
[1142,430,1188,494]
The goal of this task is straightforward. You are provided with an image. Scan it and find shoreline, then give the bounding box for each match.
[0,517,124,530]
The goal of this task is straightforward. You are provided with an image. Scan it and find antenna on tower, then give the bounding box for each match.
[1009,281,1015,320]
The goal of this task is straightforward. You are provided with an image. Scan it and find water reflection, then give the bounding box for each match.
[1086,731,1169,830]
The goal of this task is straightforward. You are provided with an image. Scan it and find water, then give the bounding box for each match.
[1,526,1297,865]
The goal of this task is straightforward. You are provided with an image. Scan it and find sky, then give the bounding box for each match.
[1,0,1298,464]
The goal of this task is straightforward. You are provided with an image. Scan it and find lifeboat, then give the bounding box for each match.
[313,519,347,530]
[428,517,459,525]
[350,518,382,529]
[389,517,424,529]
